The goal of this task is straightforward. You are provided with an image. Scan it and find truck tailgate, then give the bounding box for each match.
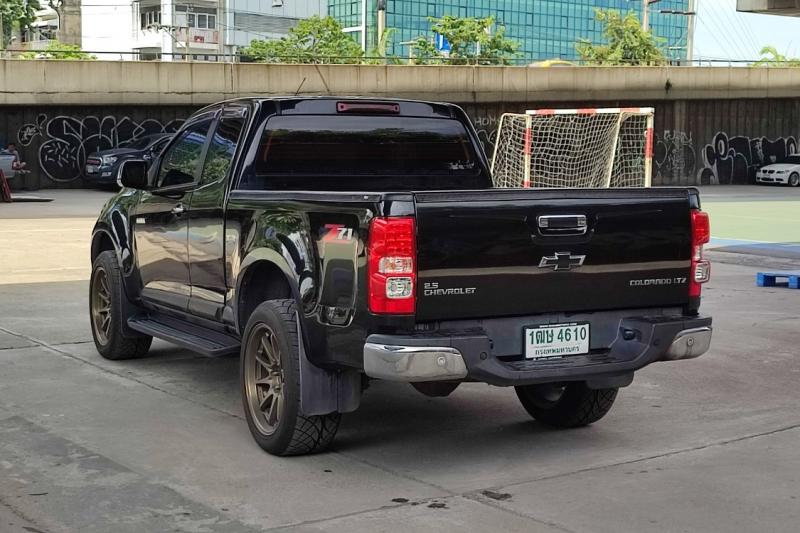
[414,188,694,321]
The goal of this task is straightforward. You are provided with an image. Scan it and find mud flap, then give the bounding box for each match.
[296,315,361,416]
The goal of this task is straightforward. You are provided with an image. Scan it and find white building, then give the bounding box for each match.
[19,0,326,60]
[132,0,328,61]
[83,0,137,59]
[19,6,60,50]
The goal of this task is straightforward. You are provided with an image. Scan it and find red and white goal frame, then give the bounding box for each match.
[490,107,655,189]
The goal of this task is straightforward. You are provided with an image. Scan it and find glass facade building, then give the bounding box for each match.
[328,0,692,62]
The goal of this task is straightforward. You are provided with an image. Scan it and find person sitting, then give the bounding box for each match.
[6,143,29,174]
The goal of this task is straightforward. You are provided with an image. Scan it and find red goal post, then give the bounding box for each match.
[490,107,655,189]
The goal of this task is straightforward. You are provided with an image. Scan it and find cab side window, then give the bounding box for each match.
[199,114,246,186]
[157,120,212,188]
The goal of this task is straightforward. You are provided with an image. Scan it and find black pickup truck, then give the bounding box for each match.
[90,97,712,456]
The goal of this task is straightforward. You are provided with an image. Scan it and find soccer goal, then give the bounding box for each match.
[490,107,655,188]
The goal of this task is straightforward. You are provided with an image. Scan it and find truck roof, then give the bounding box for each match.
[195,96,461,119]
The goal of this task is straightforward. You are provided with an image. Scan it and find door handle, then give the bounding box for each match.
[171,204,186,216]
[537,215,587,236]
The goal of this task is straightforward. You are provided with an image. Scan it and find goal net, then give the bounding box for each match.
[490,108,654,188]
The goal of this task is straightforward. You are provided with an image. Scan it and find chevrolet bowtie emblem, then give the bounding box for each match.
[539,252,586,271]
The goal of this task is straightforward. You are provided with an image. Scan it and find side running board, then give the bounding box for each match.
[128,314,240,357]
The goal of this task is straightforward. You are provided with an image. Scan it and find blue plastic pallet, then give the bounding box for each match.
[756,272,800,289]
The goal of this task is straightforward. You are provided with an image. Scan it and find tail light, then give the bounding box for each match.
[689,210,711,297]
[367,217,416,314]
[337,102,400,114]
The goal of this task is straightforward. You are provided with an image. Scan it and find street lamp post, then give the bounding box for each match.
[635,0,697,63]
[657,8,697,64]
[359,0,366,51]
[686,0,696,62]
[641,0,668,32]
[377,0,386,41]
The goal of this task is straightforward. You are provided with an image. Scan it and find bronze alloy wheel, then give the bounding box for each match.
[89,250,151,360]
[243,324,285,436]
[239,299,342,456]
[91,265,112,346]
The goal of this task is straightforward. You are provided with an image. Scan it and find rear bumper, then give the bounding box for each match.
[363,314,712,387]
[364,344,469,382]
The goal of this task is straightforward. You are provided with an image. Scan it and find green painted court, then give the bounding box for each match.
[696,186,800,258]
[704,200,799,243]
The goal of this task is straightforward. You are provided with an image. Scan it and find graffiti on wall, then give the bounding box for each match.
[697,132,797,185]
[17,114,184,183]
[472,115,499,157]
[17,114,46,147]
[654,130,696,182]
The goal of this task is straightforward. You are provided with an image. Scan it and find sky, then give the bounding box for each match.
[693,0,800,62]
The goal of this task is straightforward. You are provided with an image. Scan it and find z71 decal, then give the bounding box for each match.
[321,224,354,242]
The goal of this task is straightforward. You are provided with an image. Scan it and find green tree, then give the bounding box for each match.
[239,15,363,64]
[411,15,520,65]
[752,45,800,67]
[576,9,666,66]
[1,0,42,48]
[20,40,96,59]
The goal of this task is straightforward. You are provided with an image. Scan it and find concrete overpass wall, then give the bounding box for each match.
[6,61,800,105]
[2,61,800,188]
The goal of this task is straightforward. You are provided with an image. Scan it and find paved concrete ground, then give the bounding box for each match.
[0,190,113,284]
[0,187,798,532]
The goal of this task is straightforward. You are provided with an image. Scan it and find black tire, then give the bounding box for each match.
[89,251,152,360]
[789,173,800,187]
[240,299,340,456]
[515,382,618,428]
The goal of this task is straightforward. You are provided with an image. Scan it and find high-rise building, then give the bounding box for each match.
[329,0,693,63]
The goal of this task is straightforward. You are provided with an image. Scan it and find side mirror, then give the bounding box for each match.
[118,160,149,189]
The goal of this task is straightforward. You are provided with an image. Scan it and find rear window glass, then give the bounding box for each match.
[239,115,486,191]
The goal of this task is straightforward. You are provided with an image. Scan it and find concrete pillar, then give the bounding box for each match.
[59,0,83,47]
[672,100,688,185]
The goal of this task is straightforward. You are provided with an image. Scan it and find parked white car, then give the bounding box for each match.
[0,152,15,178]
[756,155,800,186]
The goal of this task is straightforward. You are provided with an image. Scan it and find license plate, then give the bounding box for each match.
[86,165,98,173]
[524,322,590,360]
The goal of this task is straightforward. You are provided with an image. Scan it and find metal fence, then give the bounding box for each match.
[0,49,790,67]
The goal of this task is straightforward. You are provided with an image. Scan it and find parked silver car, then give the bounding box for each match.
[0,151,16,179]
